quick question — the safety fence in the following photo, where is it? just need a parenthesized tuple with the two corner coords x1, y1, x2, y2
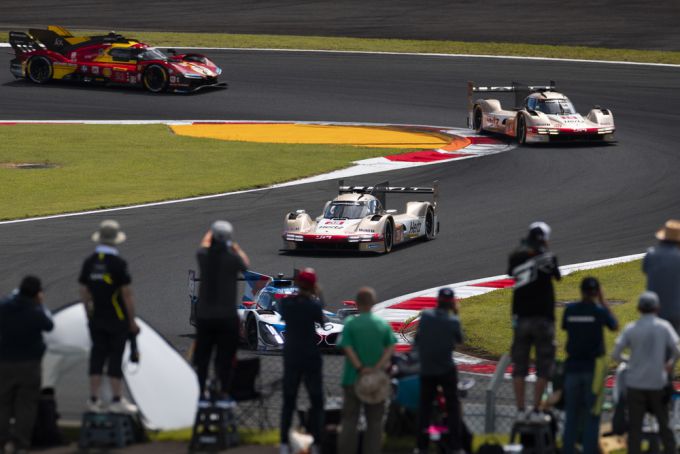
(234, 351, 535, 435)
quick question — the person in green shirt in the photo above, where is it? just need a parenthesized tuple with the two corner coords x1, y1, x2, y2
(337, 287, 396, 454)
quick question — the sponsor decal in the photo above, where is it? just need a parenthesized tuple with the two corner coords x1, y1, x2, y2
(170, 76, 176, 83)
(54, 38, 64, 46)
(71, 52, 77, 60)
(367, 244, 380, 249)
(92, 66, 99, 75)
(103, 68, 112, 77)
(81, 65, 88, 72)
(315, 235, 333, 240)
(408, 221, 422, 235)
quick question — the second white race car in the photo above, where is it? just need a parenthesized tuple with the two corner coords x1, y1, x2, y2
(467, 81, 615, 144)
(282, 180, 439, 254)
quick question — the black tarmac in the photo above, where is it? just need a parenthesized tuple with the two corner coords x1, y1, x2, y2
(2, 0, 680, 51)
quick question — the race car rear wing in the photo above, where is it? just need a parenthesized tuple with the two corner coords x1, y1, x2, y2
(467, 80, 556, 112)
(8, 31, 44, 56)
(338, 180, 439, 210)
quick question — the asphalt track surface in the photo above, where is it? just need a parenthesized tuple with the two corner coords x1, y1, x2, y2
(2, 0, 680, 51)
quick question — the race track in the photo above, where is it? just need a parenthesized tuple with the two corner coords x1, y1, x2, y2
(2, 50, 679, 352)
(2, 0, 679, 50)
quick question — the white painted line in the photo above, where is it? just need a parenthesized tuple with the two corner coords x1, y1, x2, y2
(1, 42, 679, 68)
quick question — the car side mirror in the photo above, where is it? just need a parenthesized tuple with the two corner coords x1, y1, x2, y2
(386, 209, 397, 214)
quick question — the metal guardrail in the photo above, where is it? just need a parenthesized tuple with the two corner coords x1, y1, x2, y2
(484, 352, 511, 433)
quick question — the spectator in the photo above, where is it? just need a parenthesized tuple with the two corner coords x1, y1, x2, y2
(612, 291, 680, 454)
(0, 276, 54, 452)
(643, 219, 680, 333)
(194, 220, 250, 401)
(338, 287, 396, 454)
(79, 220, 139, 413)
(508, 221, 561, 417)
(413, 288, 465, 454)
(279, 268, 324, 454)
(561, 277, 618, 454)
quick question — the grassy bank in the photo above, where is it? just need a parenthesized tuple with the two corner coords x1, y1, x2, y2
(0, 124, 403, 220)
(4, 30, 680, 65)
(460, 259, 645, 362)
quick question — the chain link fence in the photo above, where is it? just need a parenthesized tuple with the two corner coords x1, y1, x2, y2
(234, 350, 529, 435)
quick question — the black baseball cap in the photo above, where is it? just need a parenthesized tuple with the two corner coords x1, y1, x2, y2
(438, 288, 455, 301)
(580, 277, 600, 293)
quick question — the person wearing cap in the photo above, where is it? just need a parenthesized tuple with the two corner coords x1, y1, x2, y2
(278, 268, 325, 454)
(507, 221, 561, 418)
(643, 219, 680, 334)
(338, 287, 396, 454)
(79, 220, 139, 414)
(413, 288, 465, 454)
(612, 291, 680, 454)
(561, 277, 618, 454)
(194, 220, 250, 402)
(0, 276, 54, 452)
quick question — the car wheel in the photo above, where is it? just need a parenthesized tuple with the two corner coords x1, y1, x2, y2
(517, 115, 527, 145)
(473, 106, 483, 133)
(383, 220, 394, 254)
(143, 65, 169, 93)
(27, 56, 53, 84)
(245, 316, 258, 350)
(425, 208, 436, 240)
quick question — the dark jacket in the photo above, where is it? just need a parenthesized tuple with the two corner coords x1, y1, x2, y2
(508, 242, 561, 320)
(0, 294, 54, 362)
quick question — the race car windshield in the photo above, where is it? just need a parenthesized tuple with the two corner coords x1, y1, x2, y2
(323, 202, 370, 219)
(136, 48, 168, 61)
(535, 99, 576, 115)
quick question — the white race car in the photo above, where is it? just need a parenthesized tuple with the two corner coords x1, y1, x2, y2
(467, 81, 615, 144)
(282, 180, 439, 254)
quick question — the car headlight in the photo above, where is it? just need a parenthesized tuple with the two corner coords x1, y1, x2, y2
(183, 73, 204, 79)
(216, 67, 222, 75)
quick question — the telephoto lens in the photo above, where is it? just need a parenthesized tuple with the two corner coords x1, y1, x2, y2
(129, 334, 140, 363)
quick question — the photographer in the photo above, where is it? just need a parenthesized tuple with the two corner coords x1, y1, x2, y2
(194, 220, 249, 402)
(561, 277, 618, 454)
(0, 276, 54, 452)
(413, 288, 464, 454)
(79, 220, 139, 414)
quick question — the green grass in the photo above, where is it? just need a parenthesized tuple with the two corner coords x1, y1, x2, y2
(4, 30, 680, 65)
(459, 259, 645, 364)
(0, 124, 404, 220)
(149, 427, 279, 444)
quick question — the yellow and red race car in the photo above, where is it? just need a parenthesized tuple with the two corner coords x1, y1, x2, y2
(9, 26, 226, 93)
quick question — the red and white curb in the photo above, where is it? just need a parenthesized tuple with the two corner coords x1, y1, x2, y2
(374, 253, 644, 376)
(0, 120, 512, 225)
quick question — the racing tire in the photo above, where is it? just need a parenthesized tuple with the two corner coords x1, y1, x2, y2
(26, 56, 53, 84)
(473, 106, 484, 133)
(245, 316, 259, 351)
(383, 220, 394, 254)
(424, 208, 436, 241)
(143, 65, 169, 93)
(516, 115, 527, 145)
